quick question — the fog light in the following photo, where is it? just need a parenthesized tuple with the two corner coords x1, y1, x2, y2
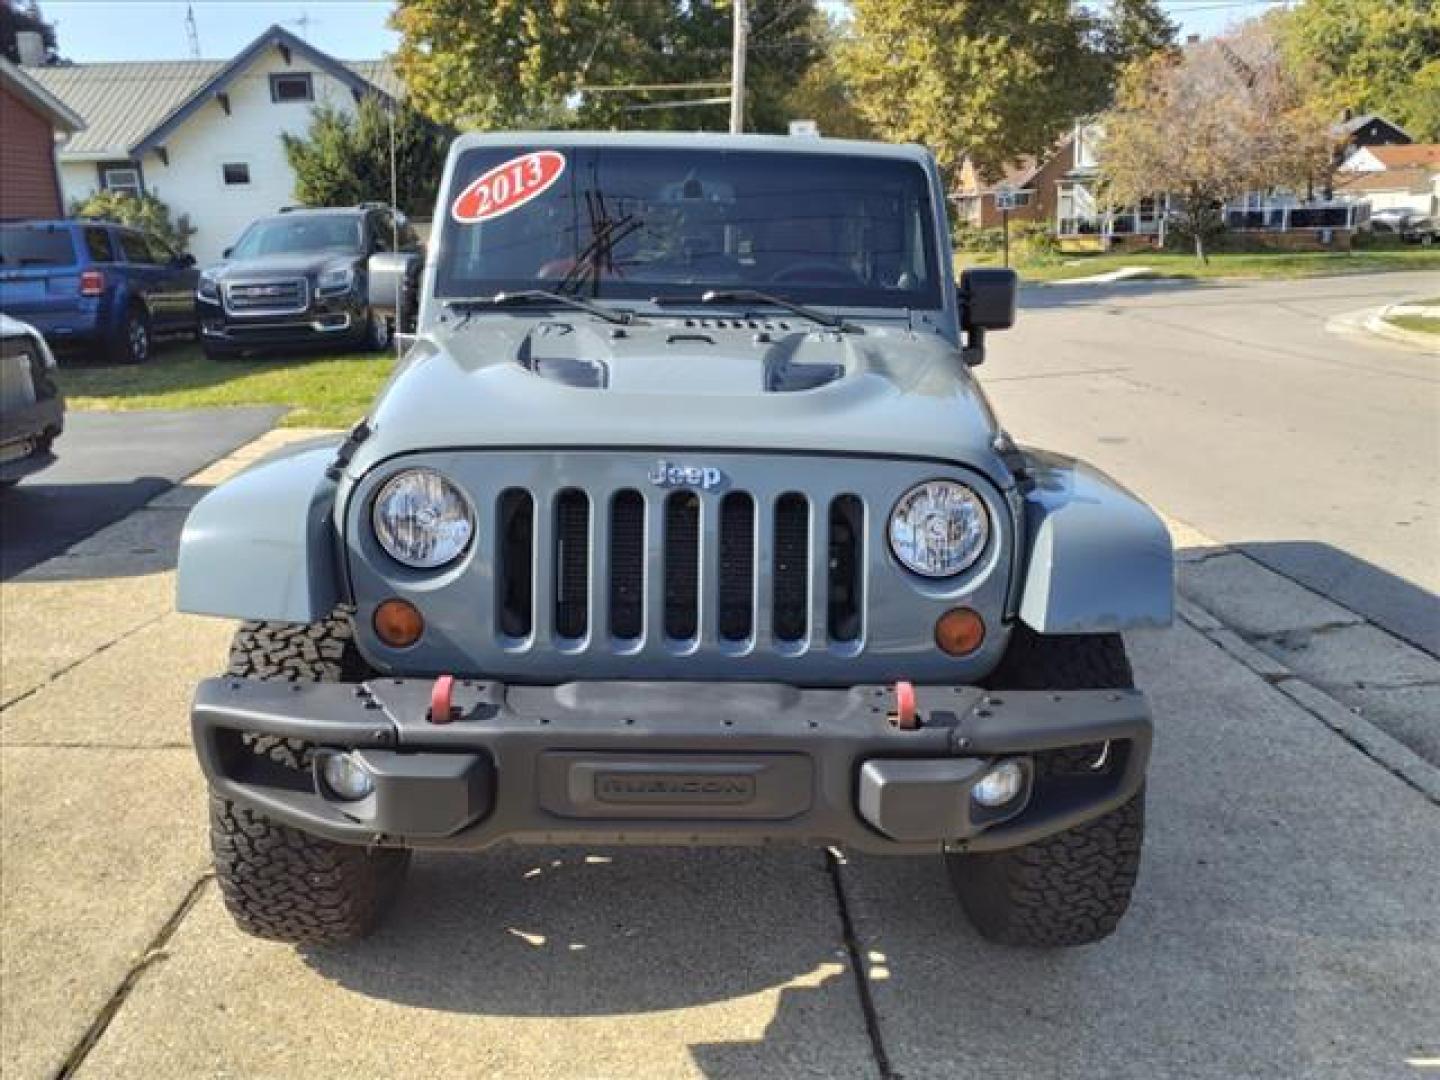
(321, 752, 374, 801)
(374, 598, 424, 647)
(973, 760, 1024, 808)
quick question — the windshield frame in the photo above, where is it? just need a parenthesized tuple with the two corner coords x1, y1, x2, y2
(431, 145, 947, 314)
(228, 213, 364, 260)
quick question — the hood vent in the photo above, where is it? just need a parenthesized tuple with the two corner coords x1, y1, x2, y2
(767, 359, 846, 393)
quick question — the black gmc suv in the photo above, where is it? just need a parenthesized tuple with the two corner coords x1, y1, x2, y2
(197, 205, 421, 360)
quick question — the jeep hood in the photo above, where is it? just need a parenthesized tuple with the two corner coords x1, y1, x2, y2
(348, 315, 1011, 484)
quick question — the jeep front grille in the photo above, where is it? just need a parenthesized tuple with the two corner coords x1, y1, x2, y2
(346, 451, 1013, 684)
(491, 484, 864, 651)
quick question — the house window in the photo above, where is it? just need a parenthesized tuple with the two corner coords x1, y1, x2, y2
(101, 165, 142, 197)
(222, 162, 251, 186)
(269, 73, 313, 103)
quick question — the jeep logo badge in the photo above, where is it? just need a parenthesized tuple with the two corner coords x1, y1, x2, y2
(648, 460, 726, 490)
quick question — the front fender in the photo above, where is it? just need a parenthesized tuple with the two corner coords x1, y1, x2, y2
(1016, 449, 1173, 633)
(177, 438, 344, 623)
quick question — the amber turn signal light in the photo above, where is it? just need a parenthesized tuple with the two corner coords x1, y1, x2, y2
(374, 599, 424, 648)
(934, 607, 985, 657)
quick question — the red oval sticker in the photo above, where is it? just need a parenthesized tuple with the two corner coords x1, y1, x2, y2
(451, 150, 567, 224)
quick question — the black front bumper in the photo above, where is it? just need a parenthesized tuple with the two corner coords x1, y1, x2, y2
(197, 294, 366, 349)
(0, 396, 63, 482)
(193, 679, 1151, 854)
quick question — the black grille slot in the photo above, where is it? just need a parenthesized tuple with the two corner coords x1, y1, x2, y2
(773, 493, 809, 642)
(828, 495, 864, 642)
(497, 489, 533, 638)
(554, 489, 589, 638)
(609, 490, 644, 639)
(718, 492, 755, 641)
(664, 492, 701, 640)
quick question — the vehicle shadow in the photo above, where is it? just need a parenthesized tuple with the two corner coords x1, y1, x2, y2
(0, 477, 181, 580)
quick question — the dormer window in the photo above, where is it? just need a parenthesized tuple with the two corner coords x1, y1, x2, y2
(270, 73, 313, 103)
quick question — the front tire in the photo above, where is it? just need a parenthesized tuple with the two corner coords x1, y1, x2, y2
(209, 612, 409, 944)
(946, 627, 1145, 948)
(362, 306, 391, 352)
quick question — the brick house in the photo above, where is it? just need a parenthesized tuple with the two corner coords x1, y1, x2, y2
(953, 137, 1075, 231)
(0, 56, 84, 219)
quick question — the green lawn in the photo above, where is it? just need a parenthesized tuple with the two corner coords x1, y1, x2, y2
(1387, 314, 1440, 335)
(956, 248, 1440, 283)
(57, 344, 394, 429)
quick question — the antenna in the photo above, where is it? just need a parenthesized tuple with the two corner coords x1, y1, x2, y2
(284, 12, 319, 40)
(184, 3, 200, 59)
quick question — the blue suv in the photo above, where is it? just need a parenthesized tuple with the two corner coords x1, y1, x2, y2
(0, 220, 199, 364)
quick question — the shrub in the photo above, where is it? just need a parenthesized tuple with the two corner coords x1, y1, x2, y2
(69, 191, 196, 252)
(953, 225, 1006, 253)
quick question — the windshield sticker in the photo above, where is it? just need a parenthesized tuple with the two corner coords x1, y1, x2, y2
(452, 151, 567, 224)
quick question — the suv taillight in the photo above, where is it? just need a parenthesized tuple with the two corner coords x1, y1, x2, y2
(79, 269, 105, 297)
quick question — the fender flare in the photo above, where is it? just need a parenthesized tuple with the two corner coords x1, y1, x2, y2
(176, 438, 344, 623)
(1015, 448, 1174, 634)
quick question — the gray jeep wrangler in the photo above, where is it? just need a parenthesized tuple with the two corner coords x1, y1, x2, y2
(178, 133, 1172, 949)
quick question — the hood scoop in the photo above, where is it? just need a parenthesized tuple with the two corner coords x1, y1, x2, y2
(510, 319, 856, 394)
(516, 322, 609, 389)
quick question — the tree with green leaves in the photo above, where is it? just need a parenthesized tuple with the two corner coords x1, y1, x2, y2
(1098, 20, 1333, 262)
(281, 96, 451, 218)
(70, 190, 195, 252)
(1279, 0, 1440, 141)
(389, 0, 822, 134)
(838, 0, 1175, 182)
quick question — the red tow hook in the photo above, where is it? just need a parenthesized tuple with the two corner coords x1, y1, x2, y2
(891, 680, 920, 730)
(428, 674, 456, 725)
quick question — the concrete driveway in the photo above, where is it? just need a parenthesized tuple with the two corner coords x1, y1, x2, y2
(2, 274, 1437, 1079)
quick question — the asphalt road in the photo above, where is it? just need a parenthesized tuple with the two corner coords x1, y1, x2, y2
(0, 407, 282, 580)
(989, 271, 1440, 655)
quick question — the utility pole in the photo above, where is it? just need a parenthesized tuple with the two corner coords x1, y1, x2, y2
(729, 0, 747, 134)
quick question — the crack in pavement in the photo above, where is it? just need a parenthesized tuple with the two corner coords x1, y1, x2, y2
(0, 611, 171, 713)
(3, 741, 192, 751)
(824, 848, 894, 1080)
(54, 874, 214, 1080)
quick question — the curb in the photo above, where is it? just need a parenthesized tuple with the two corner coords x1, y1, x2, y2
(1327, 304, 1440, 352)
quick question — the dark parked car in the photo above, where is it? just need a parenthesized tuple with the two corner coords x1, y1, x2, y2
(196, 205, 421, 360)
(0, 314, 63, 488)
(0, 219, 199, 364)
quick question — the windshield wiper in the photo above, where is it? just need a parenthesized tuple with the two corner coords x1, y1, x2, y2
(448, 290, 636, 326)
(653, 290, 851, 331)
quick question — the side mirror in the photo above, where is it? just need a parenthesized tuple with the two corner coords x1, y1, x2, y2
(368, 251, 422, 326)
(957, 267, 1017, 366)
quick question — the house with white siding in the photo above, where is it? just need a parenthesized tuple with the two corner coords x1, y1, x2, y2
(24, 25, 398, 266)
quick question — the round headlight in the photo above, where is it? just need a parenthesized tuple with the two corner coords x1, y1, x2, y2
(888, 480, 989, 577)
(372, 469, 474, 569)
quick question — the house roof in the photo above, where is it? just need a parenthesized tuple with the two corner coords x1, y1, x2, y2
(24, 25, 396, 160)
(958, 134, 1074, 196)
(1332, 113, 1412, 140)
(1360, 144, 1440, 170)
(0, 55, 84, 132)
(1336, 167, 1436, 195)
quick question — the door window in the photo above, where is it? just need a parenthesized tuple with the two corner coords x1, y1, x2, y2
(118, 231, 159, 264)
(83, 227, 114, 262)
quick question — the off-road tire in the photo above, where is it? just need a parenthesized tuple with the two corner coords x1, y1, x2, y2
(362, 306, 392, 352)
(948, 627, 1144, 947)
(210, 611, 410, 944)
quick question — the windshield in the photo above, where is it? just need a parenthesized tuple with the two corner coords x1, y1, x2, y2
(0, 225, 76, 267)
(436, 147, 942, 310)
(229, 215, 362, 259)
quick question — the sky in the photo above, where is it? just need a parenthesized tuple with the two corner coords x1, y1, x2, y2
(41, 0, 1293, 65)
